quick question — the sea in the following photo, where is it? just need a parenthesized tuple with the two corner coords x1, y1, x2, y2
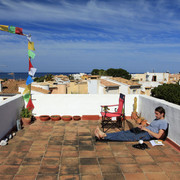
(0, 72, 89, 80)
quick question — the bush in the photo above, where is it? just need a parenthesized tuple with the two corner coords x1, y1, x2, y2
(91, 68, 131, 79)
(151, 83, 180, 105)
(20, 107, 32, 118)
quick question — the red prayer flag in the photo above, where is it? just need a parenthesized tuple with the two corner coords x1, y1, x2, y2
(15, 27, 23, 35)
(29, 58, 33, 71)
(26, 98, 34, 111)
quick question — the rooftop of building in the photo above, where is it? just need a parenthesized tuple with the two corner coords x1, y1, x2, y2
(19, 84, 50, 94)
(0, 79, 25, 94)
(111, 77, 141, 86)
(0, 119, 179, 179)
(100, 79, 119, 87)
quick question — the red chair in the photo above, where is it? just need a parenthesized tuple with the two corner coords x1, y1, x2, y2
(101, 93, 125, 132)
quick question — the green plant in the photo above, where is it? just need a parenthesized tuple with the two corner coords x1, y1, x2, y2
(151, 83, 180, 105)
(20, 107, 32, 118)
(91, 68, 131, 79)
(51, 115, 59, 118)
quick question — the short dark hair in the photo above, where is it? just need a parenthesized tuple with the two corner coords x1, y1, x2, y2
(155, 106, 165, 117)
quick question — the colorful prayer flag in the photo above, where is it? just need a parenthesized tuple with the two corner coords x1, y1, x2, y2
(23, 93, 30, 102)
(26, 34, 31, 42)
(29, 58, 33, 71)
(28, 42, 35, 51)
(26, 75, 33, 85)
(27, 98, 34, 110)
(0, 25, 9, 32)
(15, 27, 23, 35)
(23, 84, 31, 95)
(28, 50, 35, 59)
(28, 58, 37, 76)
(8, 26, 15, 33)
(29, 67, 37, 77)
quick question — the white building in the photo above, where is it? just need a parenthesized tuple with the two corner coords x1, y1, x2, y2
(88, 77, 141, 95)
(131, 72, 170, 95)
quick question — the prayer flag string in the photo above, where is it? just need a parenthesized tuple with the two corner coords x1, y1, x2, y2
(0, 24, 37, 110)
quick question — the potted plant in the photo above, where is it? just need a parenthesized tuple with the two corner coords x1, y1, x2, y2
(62, 115, 72, 121)
(51, 115, 61, 121)
(73, 115, 81, 121)
(20, 107, 32, 126)
(39, 115, 50, 121)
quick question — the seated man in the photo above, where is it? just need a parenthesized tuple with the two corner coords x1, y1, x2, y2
(95, 106, 168, 141)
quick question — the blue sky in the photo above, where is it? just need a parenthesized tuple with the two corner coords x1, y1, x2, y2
(0, 0, 180, 73)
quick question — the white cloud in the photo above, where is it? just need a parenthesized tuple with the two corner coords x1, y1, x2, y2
(0, 0, 180, 73)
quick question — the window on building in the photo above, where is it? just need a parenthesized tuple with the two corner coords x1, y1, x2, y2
(133, 89, 136, 94)
(152, 76, 157, 81)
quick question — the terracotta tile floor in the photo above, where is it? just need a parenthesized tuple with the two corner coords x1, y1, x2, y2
(0, 119, 179, 180)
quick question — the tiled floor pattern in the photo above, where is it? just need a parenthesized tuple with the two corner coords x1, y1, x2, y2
(0, 119, 179, 180)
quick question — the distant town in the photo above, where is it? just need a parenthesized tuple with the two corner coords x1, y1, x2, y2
(0, 71, 180, 102)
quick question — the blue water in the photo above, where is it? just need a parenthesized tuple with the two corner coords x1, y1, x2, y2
(0, 72, 89, 80)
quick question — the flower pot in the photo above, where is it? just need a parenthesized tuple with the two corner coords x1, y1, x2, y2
(136, 118, 142, 124)
(39, 115, 50, 121)
(62, 115, 72, 121)
(141, 120, 147, 126)
(131, 112, 138, 120)
(51, 115, 61, 121)
(21, 117, 31, 126)
(73, 115, 81, 121)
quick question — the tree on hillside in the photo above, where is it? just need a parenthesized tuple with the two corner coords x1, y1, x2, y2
(91, 68, 131, 79)
(106, 68, 131, 79)
(34, 74, 53, 82)
(151, 83, 180, 105)
(91, 69, 105, 75)
(91, 69, 99, 75)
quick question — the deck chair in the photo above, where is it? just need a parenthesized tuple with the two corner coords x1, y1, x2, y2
(101, 93, 125, 132)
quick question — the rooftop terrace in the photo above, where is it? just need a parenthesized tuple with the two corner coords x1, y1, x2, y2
(0, 119, 180, 180)
(0, 94, 180, 179)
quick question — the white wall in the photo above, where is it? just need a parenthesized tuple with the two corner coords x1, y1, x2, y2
(32, 94, 123, 116)
(119, 84, 129, 95)
(0, 94, 24, 140)
(138, 95, 180, 146)
(146, 73, 169, 83)
(88, 80, 98, 94)
(99, 85, 104, 94)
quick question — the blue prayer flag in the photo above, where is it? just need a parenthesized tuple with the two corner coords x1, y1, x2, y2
(26, 75, 33, 85)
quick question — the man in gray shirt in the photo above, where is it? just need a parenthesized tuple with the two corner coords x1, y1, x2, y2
(95, 106, 168, 141)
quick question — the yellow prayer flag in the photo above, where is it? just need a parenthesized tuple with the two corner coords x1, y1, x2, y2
(0, 25, 9, 32)
(23, 84, 31, 95)
(28, 42, 35, 51)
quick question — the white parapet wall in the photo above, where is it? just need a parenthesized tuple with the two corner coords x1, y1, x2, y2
(0, 94, 24, 140)
(32, 94, 135, 117)
(138, 95, 180, 146)
(0, 93, 179, 146)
